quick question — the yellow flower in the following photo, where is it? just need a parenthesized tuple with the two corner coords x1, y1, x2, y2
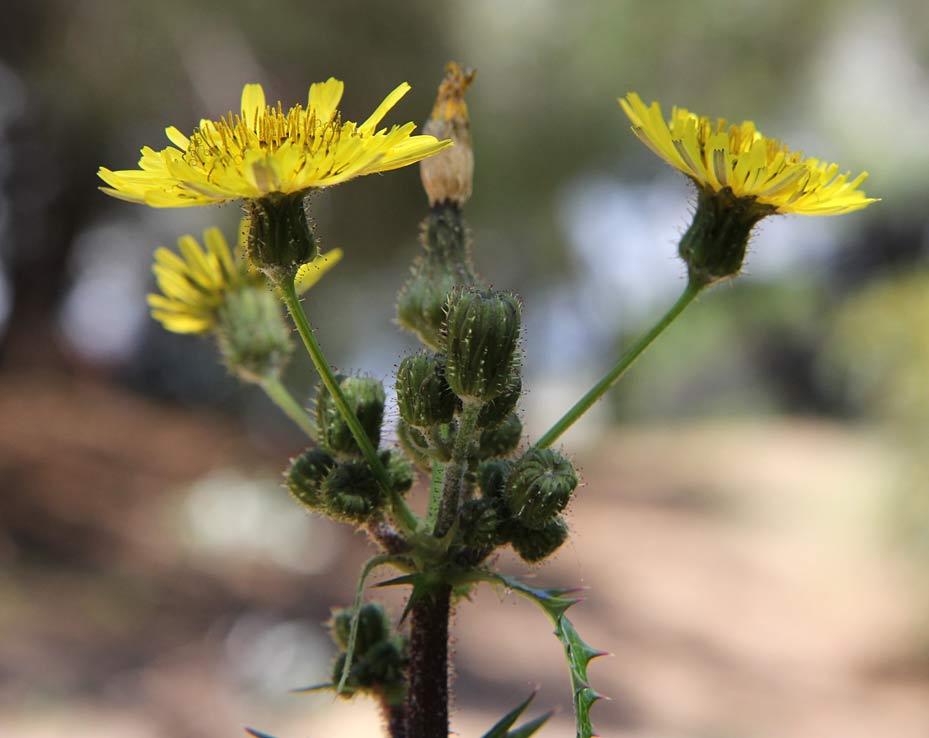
(99, 80, 452, 207)
(619, 93, 876, 216)
(149, 226, 341, 334)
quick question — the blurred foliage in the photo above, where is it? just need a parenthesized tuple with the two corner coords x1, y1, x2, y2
(822, 270, 929, 428)
(822, 270, 929, 563)
(612, 278, 829, 419)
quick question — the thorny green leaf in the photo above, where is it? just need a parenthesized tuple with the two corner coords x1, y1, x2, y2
(478, 572, 607, 738)
(480, 691, 552, 738)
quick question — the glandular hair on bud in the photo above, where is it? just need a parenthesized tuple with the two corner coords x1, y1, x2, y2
(478, 412, 522, 459)
(395, 351, 457, 428)
(443, 288, 521, 402)
(216, 285, 293, 383)
(322, 459, 383, 523)
(245, 192, 318, 280)
(509, 516, 569, 563)
(316, 375, 386, 457)
(421, 62, 475, 208)
(679, 185, 775, 287)
(286, 447, 337, 509)
(505, 448, 578, 530)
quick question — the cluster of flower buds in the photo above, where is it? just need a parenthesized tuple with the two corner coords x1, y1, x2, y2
(395, 275, 579, 564)
(287, 375, 412, 524)
(329, 603, 408, 702)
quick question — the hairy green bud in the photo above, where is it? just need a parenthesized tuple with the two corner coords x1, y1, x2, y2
(381, 449, 414, 494)
(216, 286, 292, 383)
(443, 288, 521, 402)
(477, 375, 522, 428)
(316, 375, 386, 457)
(478, 412, 522, 459)
(397, 420, 432, 467)
(245, 192, 318, 279)
(322, 459, 383, 523)
(679, 186, 775, 287)
(457, 497, 501, 549)
(477, 458, 512, 502)
(509, 516, 569, 563)
(396, 270, 460, 350)
(395, 352, 457, 428)
(396, 204, 479, 349)
(285, 447, 336, 509)
(505, 448, 578, 529)
(330, 603, 392, 655)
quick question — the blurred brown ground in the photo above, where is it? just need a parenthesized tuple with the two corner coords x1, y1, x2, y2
(2, 370, 927, 738)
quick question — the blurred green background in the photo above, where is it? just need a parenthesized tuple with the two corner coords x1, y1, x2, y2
(2, 1, 929, 737)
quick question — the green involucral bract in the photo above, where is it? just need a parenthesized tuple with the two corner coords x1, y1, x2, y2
(505, 448, 578, 530)
(443, 288, 521, 403)
(396, 351, 458, 428)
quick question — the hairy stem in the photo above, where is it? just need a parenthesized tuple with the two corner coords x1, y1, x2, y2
(406, 584, 452, 738)
(433, 403, 480, 538)
(259, 374, 315, 438)
(278, 277, 419, 535)
(535, 280, 702, 449)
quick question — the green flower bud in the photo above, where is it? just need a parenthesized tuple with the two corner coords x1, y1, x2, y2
(457, 497, 501, 549)
(395, 351, 457, 428)
(381, 449, 414, 495)
(397, 420, 432, 468)
(322, 459, 383, 523)
(509, 516, 569, 563)
(355, 640, 406, 687)
(477, 458, 512, 503)
(286, 447, 336, 509)
(215, 285, 292, 383)
(477, 375, 522, 428)
(478, 412, 522, 459)
(396, 269, 460, 350)
(443, 288, 521, 402)
(316, 375, 386, 457)
(244, 192, 319, 279)
(396, 203, 479, 349)
(505, 448, 578, 530)
(679, 185, 776, 287)
(330, 603, 392, 655)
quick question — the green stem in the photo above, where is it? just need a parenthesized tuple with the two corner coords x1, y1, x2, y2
(434, 403, 481, 538)
(278, 277, 419, 535)
(427, 461, 446, 529)
(535, 280, 702, 449)
(259, 375, 315, 438)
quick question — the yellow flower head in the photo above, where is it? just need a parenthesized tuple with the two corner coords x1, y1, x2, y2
(619, 93, 877, 216)
(99, 80, 452, 207)
(149, 226, 341, 334)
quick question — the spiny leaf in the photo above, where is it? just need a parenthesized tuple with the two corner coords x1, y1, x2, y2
(476, 571, 606, 738)
(507, 711, 554, 738)
(290, 681, 335, 694)
(245, 729, 278, 738)
(480, 691, 537, 738)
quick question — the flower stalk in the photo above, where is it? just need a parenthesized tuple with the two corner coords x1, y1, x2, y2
(277, 276, 419, 535)
(259, 374, 316, 438)
(535, 280, 702, 449)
